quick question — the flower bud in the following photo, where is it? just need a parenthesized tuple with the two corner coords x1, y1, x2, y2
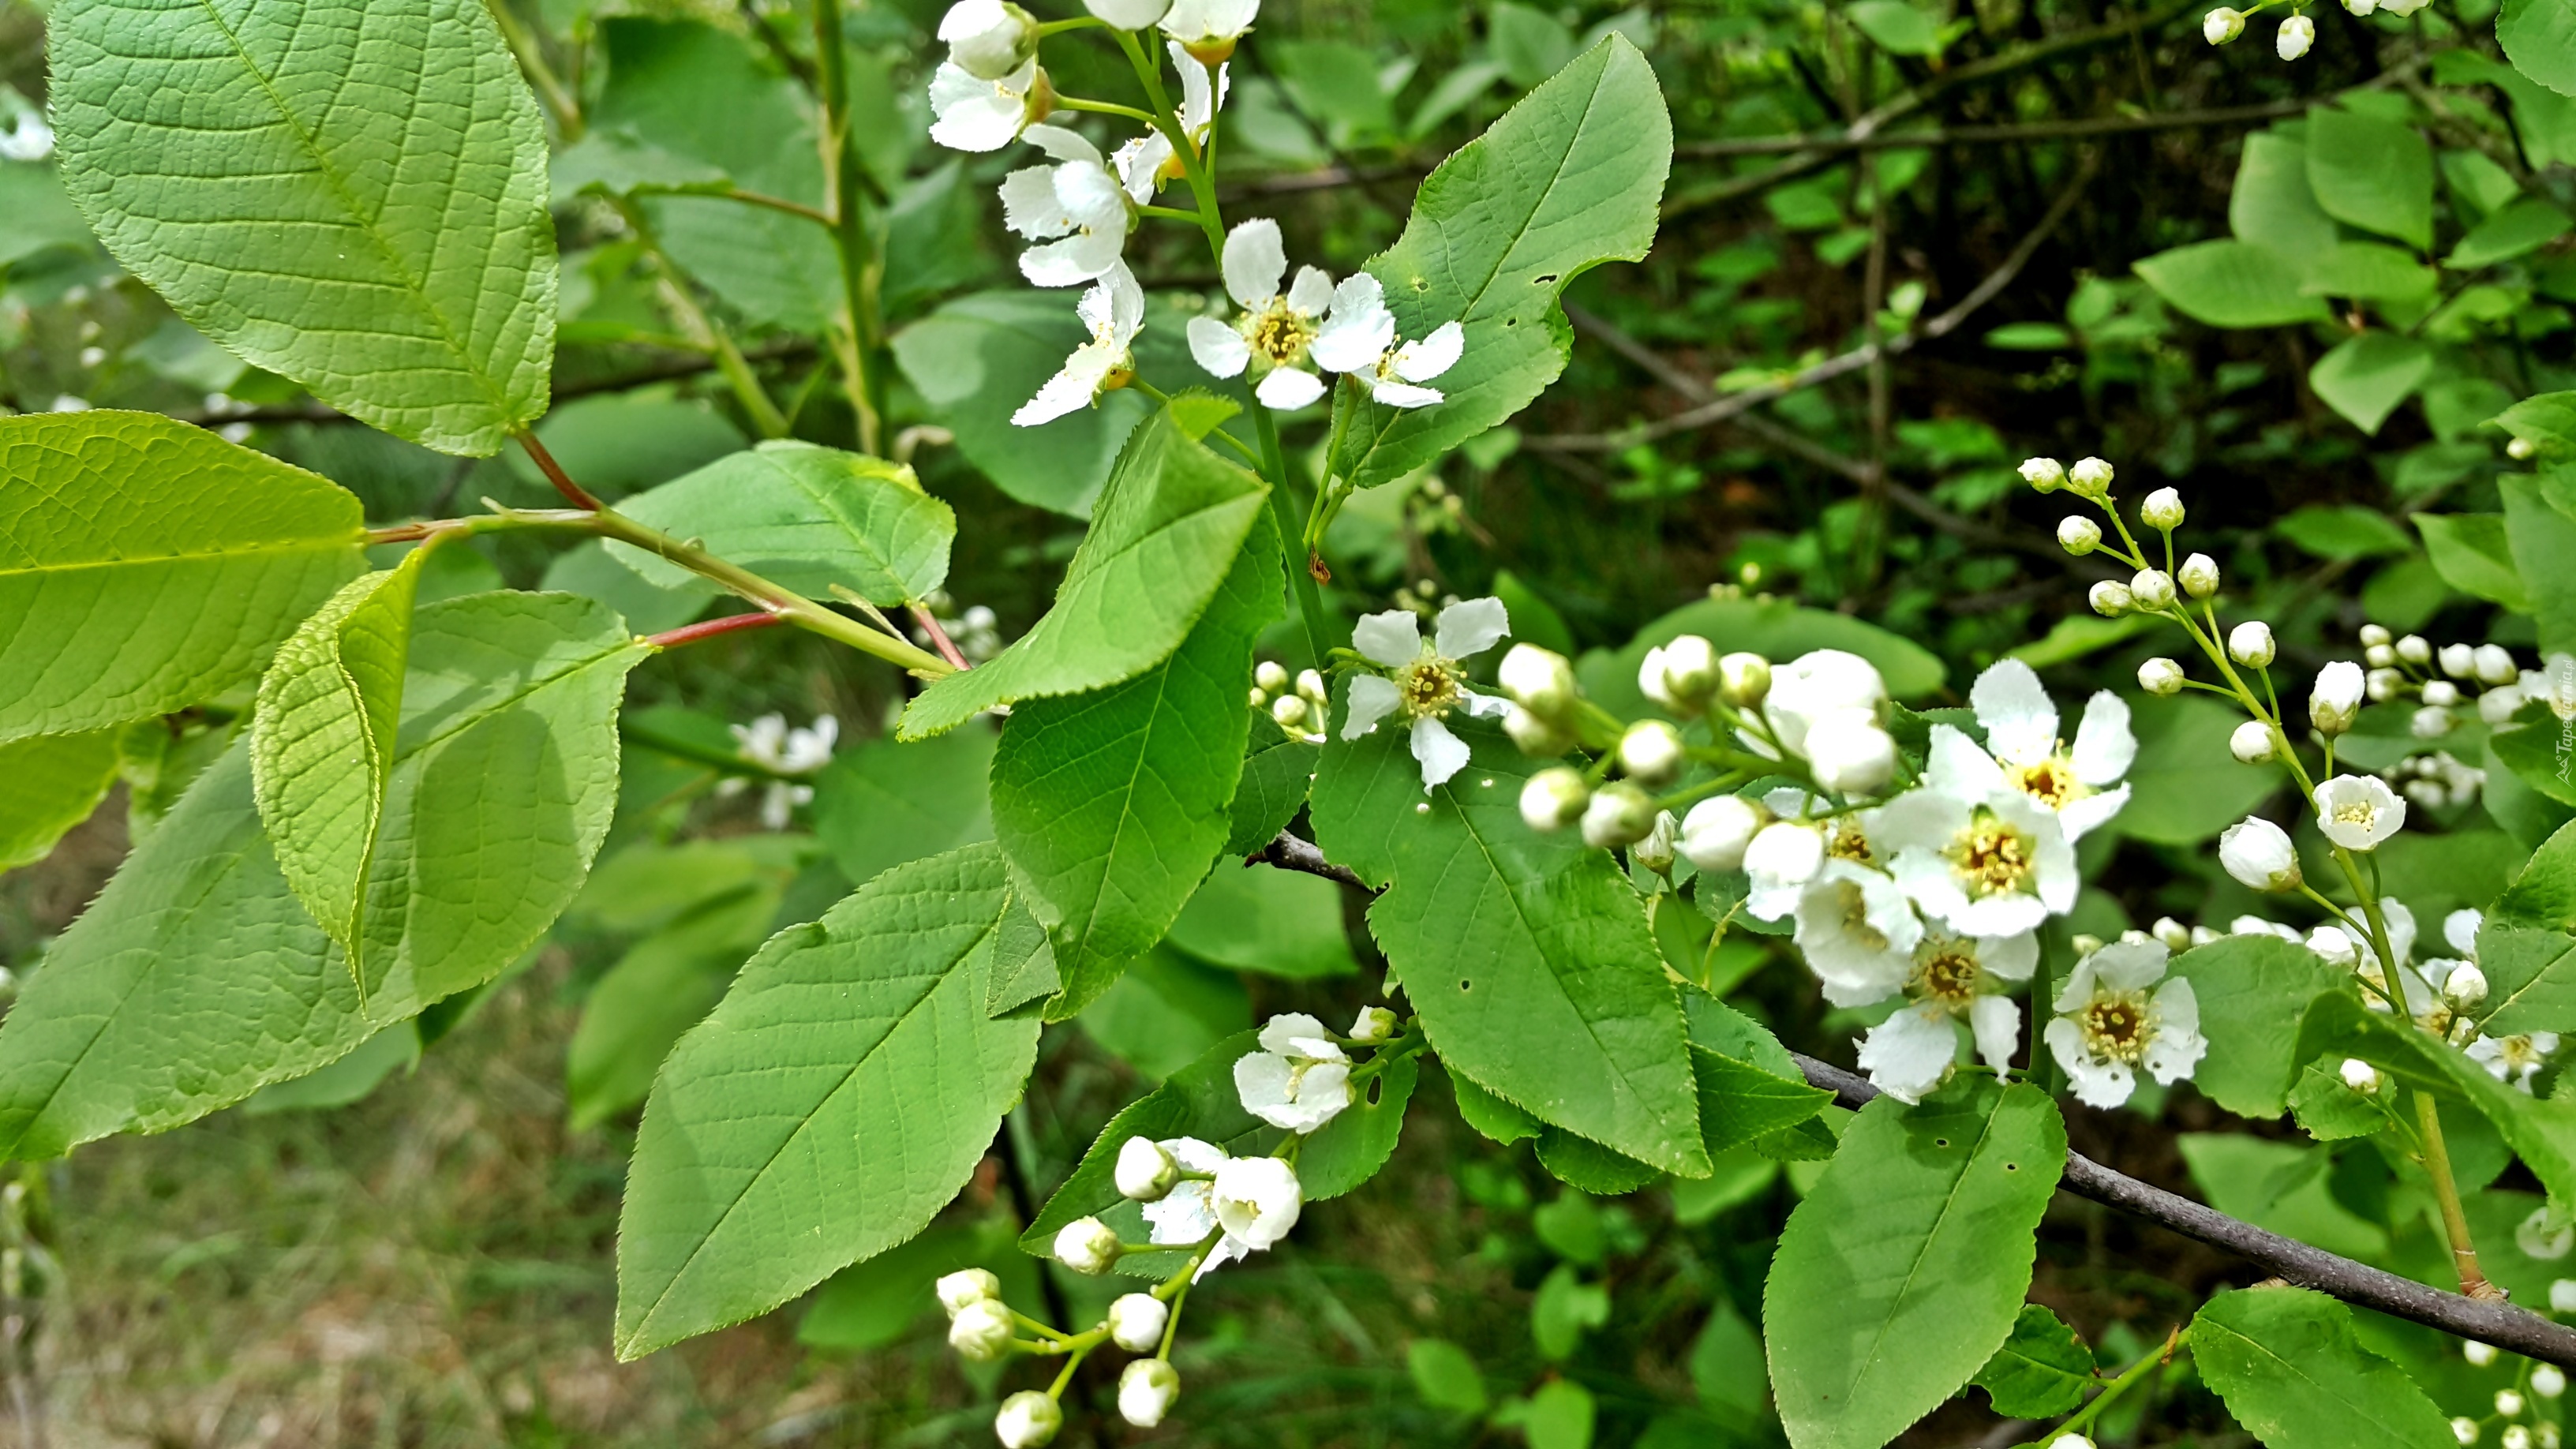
(1107, 1292, 1170, 1354)
(1581, 781, 1659, 850)
(2424, 680, 2461, 708)
(996, 1390, 1064, 1448)
(2203, 5, 2245, 40)
(2482, 684, 2528, 724)
(2129, 567, 2177, 611)
(2308, 926, 2360, 968)
(2020, 456, 2068, 492)
(1271, 693, 1309, 728)
(949, 1297, 1017, 1361)
(2276, 13, 2314, 58)
(2068, 456, 2115, 497)
(1116, 1136, 1179, 1201)
(2440, 643, 2477, 679)
(2311, 661, 2365, 735)
(1619, 719, 1687, 786)
(2555, 1279, 2576, 1313)
(2511, 436, 2540, 461)
(2152, 916, 2192, 951)
(2398, 634, 2432, 665)
(2365, 642, 2397, 669)
(1119, 1358, 1182, 1428)
(1679, 795, 1766, 873)
(2180, 552, 2220, 599)
(1502, 643, 1579, 720)
(1519, 767, 1589, 832)
(2138, 657, 2185, 696)
(1085, 0, 1173, 26)
(2475, 645, 2518, 686)
(1641, 635, 1719, 713)
(2368, 667, 2402, 702)
(938, 1267, 1004, 1317)
(2455, 1417, 2484, 1447)
(2359, 623, 2392, 647)
(1349, 1005, 1399, 1043)
(2413, 706, 2455, 739)
(2050, 1437, 2098, 1449)
(1632, 810, 1679, 874)
(2444, 963, 2490, 1011)
(2507, 1428, 2536, 1449)
(1053, 1216, 1121, 1275)
(2141, 488, 2185, 530)
(1504, 704, 1574, 758)
(2230, 720, 2277, 764)
(1718, 651, 1771, 708)
(1248, 686, 1267, 708)
(1803, 709, 1897, 794)
(2089, 580, 2133, 617)
(941, 0, 1041, 81)
(1255, 660, 1289, 693)
(2344, 0, 2377, 15)
(2341, 1058, 2382, 1092)
(2228, 620, 2275, 668)
(2499, 1390, 2527, 1418)
(1297, 668, 1328, 703)
(2058, 516, 2102, 555)
(2537, 1365, 2567, 1398)
(2221, 816, 2302, 892)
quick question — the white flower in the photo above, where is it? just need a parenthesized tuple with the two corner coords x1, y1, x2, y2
(1054, 1216, 1122, 1275)
(1114, 42, 1226, 201)
(1878, 781, 2078, 936)
(1187, 218, 1338, 409)
(999, 126, 1131, 286)
(1012, 263, 1145, 425)
(2340, 1058, 2381, 1091)
(940, 0, 1039, 80)
(2537, 1364, 2567, 1398)
(949, 1297, 1016, 1360)
(2203, 5, 2245, 40)
(2447, 908, 2483, 960)
(1234, 1013, 1352, 1133)
(1805, 709, 1899, 794)
(996, 1391, 1063, 1448)
(2219, 816, 2301, 891)
(930, 55, 1044, 152)
(2089, 581, 2132, 616)
(2230, 721, 2275, 763)
(1743, 820, 1828, 919)
(1501, 643, 1579, 718)
(1679, 795, 1765, 873)
(2469, 1032, 2558, 1092)
(1088, 0, 1173, 28)
(2045, 939, 2207, 1108)
(1793, 859, 1925, 1006)
(1855, 930, 2039, 1101)
(1756, 649, 1888, 758)
(2140, 488, 2185, 530)
(1307, 272, 1466, 409)
(2276, 14, 2314, 58)
(0, 107, 50, 165)
(1161, 0, 1258, 54)
(1718, 652, 1771, 707)
(2455, 1418, 2483, 1447)
(937, 1267, 1003, 1316)
(2020, 456, 2067, 491)
(2315, 774, 2406, 850)
(2058, 517, 2102, 555)
(1116, 1136, 1181, 1200)
(2443, 962, 2488, 1010)
(2476, 645, 2519, 687)
(1342, 598, 1512, 790)
(1120, 1358, 1182, 1427)
(2068, 456, 2115, 496)
(2130, 568, 2177, 611)
(1108, 1293, 1169, 1353)
(1211, 1155, 1300, 1249)
(1141, 1136, 1227, 1238)
(1941, 660, 2135, 842)
(2307, 926, 2360, 968)
(729, 713, 837, 828)
(2311, 661, 2365, 734)
(1640, 635, 1719, 713)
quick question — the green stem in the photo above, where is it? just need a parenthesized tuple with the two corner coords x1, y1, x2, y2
(2044, 1332, 2177, 1441)
(1055, 95, 1160, 124)
(813, 0, 887, 454)
(585, 507, 950, 675)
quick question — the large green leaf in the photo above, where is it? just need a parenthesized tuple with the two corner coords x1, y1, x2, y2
(1310, 716, 1707, 1175)
(2503, 474, 2576, 654)
(2499, 0, 2576, 99)
(2191, 1286, 2455, 1449)
(810, 724, 996, 887)
(991, 519, 1280, 1016)
(1579, 594, 1946, 721)
(50, 0, 556, 454)
(1763, 1077, 2064, 1449)
(567, 871, 786, 1130)
(2230, 131, 2338, 271)
(893, 290, 1159, 518)
(2496, 392, 2576, 462)
(900, 406, 1268, 739)
(2298, 993, 2576, 1204)
(2450, 197, 2574, 269)
(2113, 695, 2285, 845)
(1970, 1305, 2092, 1419)
(1167, 859, 1360, 979)
(2133, 240, 2331, 329)
(250, 551, 424, 969)
(2169, 934, 2354, 1117)
(2305, 107, 2435, 253)
(0, 593, 646, 1159)
(614, 843, 1043, 1357)
(608, 443, 954, 606)
(2309, 334, 2433, 436)
(2414, 512, 2531, 610)
(1329, 36, 1670, 493)
(0, 728, 121, 872)
(2480, 818, 2576, 1035)
(0, 413, 365, 743)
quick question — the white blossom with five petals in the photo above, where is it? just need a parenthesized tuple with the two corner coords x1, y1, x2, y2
(999, 125, 1132, 286)
(1188, 219, 1337, 409)
(1013, 263, 1144, 425)
(1792, 859, 1923, 1005)
(930, 55, 1044, 152)
(1876, 751, 2078, 937)
(1342, 597, 1512, 790)
(1855, 930, 2039, 1102)
(1943, 659, 2136, 842)
(1306, 273, 1465, 409)
(1233, 1013, 1352, 1133)
(2043, 939, 2206, 1108)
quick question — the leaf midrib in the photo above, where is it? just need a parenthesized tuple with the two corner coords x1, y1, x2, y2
(2199, 1314, 2432, 1443)
(1832, 1096, 2013, 1422)
(0, 533, 361, 578)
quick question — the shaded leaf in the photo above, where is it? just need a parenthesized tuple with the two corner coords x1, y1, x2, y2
(2192, 1286, 2454, 1449)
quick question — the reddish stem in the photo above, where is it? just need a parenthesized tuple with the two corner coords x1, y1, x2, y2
(646, 610, 784, 650)
(514, 430, 604, 511)
(908, 603, 972, 670)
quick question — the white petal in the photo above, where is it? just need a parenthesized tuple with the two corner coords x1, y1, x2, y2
(1144, 1181, 1216, 1242)
(1411, 716, 1471, 789)
(1010, 342, 1118, 425)
(1021, 227, 1125, 287)
(1105, 264, 1147, 340)
(1286, 264, 1335, 315)
(1352, 610, 1424, 667)
(1162, 1136, 1226, 1173)
(2091, 938, 2170, 992)
(2055, 784, 2128, 844)
(1924, 725, 2008, 802)
(1979, 930, 2040, 982)
(1024, 123, 1105, 166)
(1076, 275, 1118, 335)
(1054, 159, 1127, 220)
(1953, 889, 2048, 940)
(1460, 687, 1511, 719)
(1971, 995, 2022, 1071)
(999, 166, 1073, 238)
(1393, 320, 1465, 382)
(1309, 275, 1395, 373)
(1342, 673, 1401, 737)
(1857, 1007, 1958, 1103)
(930, 90, 1029, 152)
(1116, 133, 1171, 201)
(1434, 597, 1511, 660)
(2051, 1023, 2136, 1108)
(1234, 1051, 1296, 1120)
(1971, 658, 2061, 767)
(1369, 378, 1444, 409)
(1189, 315, 1250, 378)
(1889, 844, 1973, 928)
(1255, 366, 1327, 410)
(1867, 788, 1966, 854)
(1222, 217, 1286, 307)
(1258, 1013, 1331, 1054)
(1174, 41, 1216, 126)
(2070, 691, 2136, 784)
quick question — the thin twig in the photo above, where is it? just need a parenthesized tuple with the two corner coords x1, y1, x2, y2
(644, 611, 784, 650)
(514, 431, 602, 511)
(1256, 831, 1372, 892)
(909, 604, 972, 672)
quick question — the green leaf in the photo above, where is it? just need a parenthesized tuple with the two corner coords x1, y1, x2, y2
(1847, 0, 1945, 52)
(1763, 1077, 2064, 1449)
(1514, 1377, 1598, 1449)
(50, 0, 556, 455)
(1490, 2, 1578, 87)
(614, 843, 1042, 1358)
(2177, 1133, 2388, 1260)
(0, 161, 98, 268)
(2310, 334, 2435, 436)
(1693, 1045, 1833, 1155)
(1532, 1263, 1611, 1358)
(2415, 512, 2533, 610)
(990, 519, 1280, 1015)
(1536, 1127, 1665, 1193)
(0, 412, 365, 743)
(2113, 695, 2284, 846)
(1971, 1305, 2092, 1419)
(1331, 37, 1670, 494)
(1223, 737, 1320, 857)
(249, 552, 424, 969)
(2500, 0, 2576, 99)
(1408, 1339, 1490, 1414)
(1167, 860, 1360, 979)
(1451, 1066, 1543, 1144)
(2478, 818, 2576, 1034)
(2449, 197, 2574, 268)
(0, 593, 646, 1159)
(2133, 240, 2331, 329)
(2191, 1286, 2456, 1449)
(2230, 132, 2338, 269)
(1580, 594, 1946, 723)
(0, 728, 121, 872)
(2305, 107, 2436, 253)
(2275, 502, 2418, 560)
(900, 406, 1270, 739)
(2297, 993, 2576, 1205)
(2286, 1061, 2390, 1140)
(2496, 392, 2576, 462)
(2503, 474, 2576, 654)
(1312, 717, 1707, 1176)
(2493, 706, 2576, 810)
(1078, 946, 1252, 1079)
(567, 871, 786, 1129)
(810, 724, 996, 888)
(2300, 242, 2438, 303)
(608, 443, 954, 606)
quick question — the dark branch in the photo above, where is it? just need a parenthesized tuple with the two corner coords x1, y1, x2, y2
(1249, 831, 2576, 1368)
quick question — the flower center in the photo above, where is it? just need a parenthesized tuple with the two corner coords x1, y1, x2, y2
(2503, 1035, 2548, 1071)
(1827, 820, 1874, 865)
(1948, 811, 2034, 897)
(2332, 800, 2378, 828)
(1241, 299, 1316, 369)
(1829, 880, 1889, 951)
(2012, 756, 2083, 810)
(1913, 942, 1982, 1009)
(2080, 990, 2155, 1064)
(1396, 656, 1462, 719)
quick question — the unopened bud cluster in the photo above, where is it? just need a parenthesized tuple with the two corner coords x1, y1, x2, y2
(1249, 660, 1331, 742)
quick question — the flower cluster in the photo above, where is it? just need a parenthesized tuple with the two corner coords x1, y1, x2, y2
(2199, 0, 2428, 60)
(1249, 658, 1331, 743)
(721, 713, 838, 829)
(2446, 1336, 2566, 1449)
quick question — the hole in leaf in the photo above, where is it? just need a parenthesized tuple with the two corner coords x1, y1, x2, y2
(1934, 1138, 1950, 1148)
(1459, 979, 1472, 992)
(1504, 317, 1518, 328)
(1534, 273, 1558, 285)
(2005, 1162, 2020, 1171)
(1366, 1076, 1386, 1106)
